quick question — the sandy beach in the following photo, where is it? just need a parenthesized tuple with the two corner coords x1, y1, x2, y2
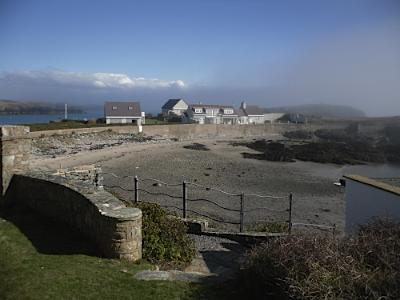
(31, 134, 345, 232)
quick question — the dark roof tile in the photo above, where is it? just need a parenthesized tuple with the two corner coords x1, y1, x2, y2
(105, 102, 141, 117)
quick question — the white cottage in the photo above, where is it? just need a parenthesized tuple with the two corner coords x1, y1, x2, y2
(161, 98, 189, 119)
(104, 101, 145, 126)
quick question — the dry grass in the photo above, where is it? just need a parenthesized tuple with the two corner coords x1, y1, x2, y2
(238, 218, 400, 299)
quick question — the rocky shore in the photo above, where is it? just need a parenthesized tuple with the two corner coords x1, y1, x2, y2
(234, 127, 400, 164)
(32, 131, 174, 157)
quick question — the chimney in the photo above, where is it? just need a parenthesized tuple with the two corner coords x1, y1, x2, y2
(241, 101, 247, 109)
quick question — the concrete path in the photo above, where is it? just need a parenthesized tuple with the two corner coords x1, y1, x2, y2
(135, 234, 247, 282)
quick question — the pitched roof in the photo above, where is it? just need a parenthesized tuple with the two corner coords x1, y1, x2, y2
(235, 108, 247, 117)
(190, 104, 234, 109)
(162, 99, 186, 109)
(104, 101, 141, 117)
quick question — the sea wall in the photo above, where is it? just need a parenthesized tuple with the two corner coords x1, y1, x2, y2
(29, 123, 347, 140)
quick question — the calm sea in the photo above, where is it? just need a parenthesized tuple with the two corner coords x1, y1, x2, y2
(0, 108, 103, 125)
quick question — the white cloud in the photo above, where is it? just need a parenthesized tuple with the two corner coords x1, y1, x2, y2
(0, 70, 186, 89)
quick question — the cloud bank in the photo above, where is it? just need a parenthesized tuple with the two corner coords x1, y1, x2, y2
(0, 21, 399, 116)
(0, 70, 185, 90)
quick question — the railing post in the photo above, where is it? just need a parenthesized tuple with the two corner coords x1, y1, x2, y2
(182, 180, 187, 219)
(240, 193, 244, 233)
(288, 193, 293, 234)
(134, 176, 139, 203)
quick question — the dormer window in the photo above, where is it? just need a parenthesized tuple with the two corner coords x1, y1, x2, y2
(112, 106, 117, 110)
(194, 108, 203, 113)
(224, 109, 233, 114)
(128, 106, 133, 110)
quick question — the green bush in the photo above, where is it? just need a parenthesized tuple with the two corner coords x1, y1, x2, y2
(134, 202, 195, 267)
(238, 218, 400, 300)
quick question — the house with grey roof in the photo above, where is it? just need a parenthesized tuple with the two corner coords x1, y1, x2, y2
(161, 98, 188, 119)
(104, 101, 145, 126)
(237, 102, 266, 124)
(185, 103, 238, 124)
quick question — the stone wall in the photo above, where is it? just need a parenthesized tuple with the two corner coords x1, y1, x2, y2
(29, 122, 347, 140)
(6, 170, 142, 261)
(28, 125, 139, 138)
(0, 126, 31, 195)
(1, 125, 142, 261)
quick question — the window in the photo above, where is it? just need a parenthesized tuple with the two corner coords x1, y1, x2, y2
(224, 109, 233, 114)
(128, 106, 133, 110)
(194, 108, 203, 113)
(112, 106, 117, 110)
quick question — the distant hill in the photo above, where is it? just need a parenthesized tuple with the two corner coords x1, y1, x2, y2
(0, 99, 83, 115)
(267, 104, 366, 119)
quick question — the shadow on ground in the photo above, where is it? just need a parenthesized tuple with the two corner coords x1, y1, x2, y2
(200, 242, 246, 277)
(0, 205, 97, 256)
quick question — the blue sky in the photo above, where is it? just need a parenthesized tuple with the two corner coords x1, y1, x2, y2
(0, 0, 399, 115)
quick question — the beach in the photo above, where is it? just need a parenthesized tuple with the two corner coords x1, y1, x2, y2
(31, 134, 345, 232)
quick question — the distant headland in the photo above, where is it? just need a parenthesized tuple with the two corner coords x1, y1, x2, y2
(0, 99, 84, 115)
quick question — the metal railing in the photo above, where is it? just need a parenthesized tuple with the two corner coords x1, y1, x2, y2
(103, 172, 336, 235)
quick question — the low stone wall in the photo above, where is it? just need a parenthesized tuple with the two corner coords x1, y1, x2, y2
(29, 123, 346, 140)
(5, 170, 142, 261)
(28, 125, 139, 138)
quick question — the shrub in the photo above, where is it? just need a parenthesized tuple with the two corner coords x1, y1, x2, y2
(238, 218, 400, 300)
(247, 221, 289, 233)
(134, 202, 195, 267)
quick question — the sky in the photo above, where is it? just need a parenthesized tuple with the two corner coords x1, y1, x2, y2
(0, 0, 399, 116)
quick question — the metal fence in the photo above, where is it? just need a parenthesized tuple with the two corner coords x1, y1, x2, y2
(103, 172, 336, 235)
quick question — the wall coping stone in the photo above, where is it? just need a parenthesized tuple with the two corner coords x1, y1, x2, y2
(20, 170, 141, 221)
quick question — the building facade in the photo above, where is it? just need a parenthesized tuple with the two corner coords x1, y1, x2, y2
(185, 104, 238, 124)
(236, 102, 266, 124)
(161, 99, 189, 119)
(104, 102, 144, 126)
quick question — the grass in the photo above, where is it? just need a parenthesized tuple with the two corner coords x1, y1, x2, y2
(0, 207, 221, 300)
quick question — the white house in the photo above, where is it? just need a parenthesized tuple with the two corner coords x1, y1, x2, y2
(185, 104, 238, 124)
(237, 102, 265, 124)
(161, 99, 189, 119)
(104, 102, 145, 128)
(344, 174, 400, 233)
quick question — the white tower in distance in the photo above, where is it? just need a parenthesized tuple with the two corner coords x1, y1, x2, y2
(64, 104, 68, 120)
